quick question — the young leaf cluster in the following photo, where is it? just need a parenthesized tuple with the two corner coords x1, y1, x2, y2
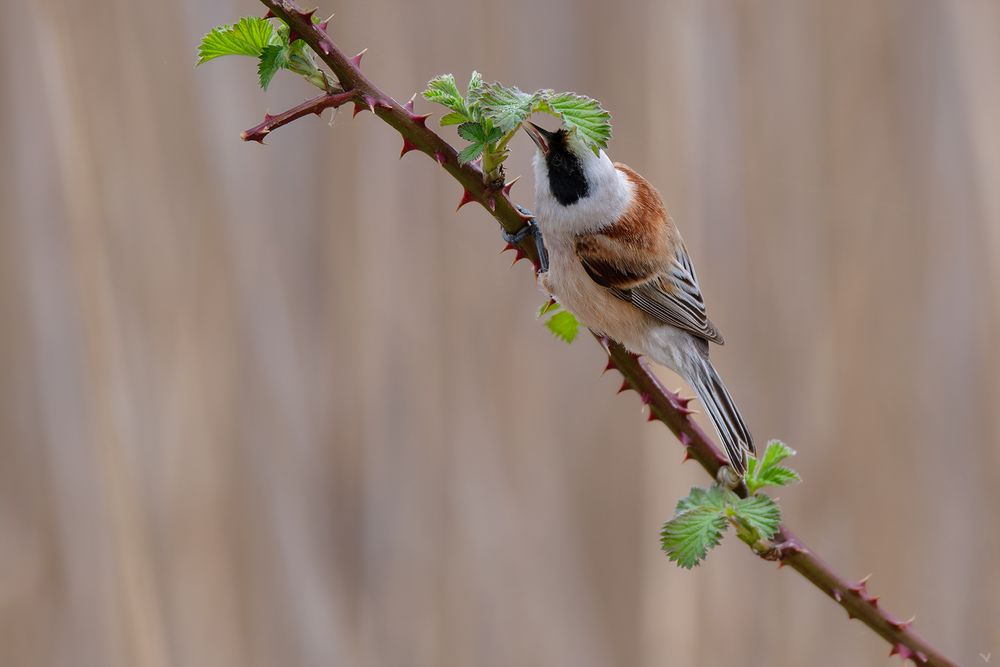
(197, 15, 334, 92)
(422, 73, 612, 185)
(660, 440, 799, 568)
(537, 299, 581, 344)
(744, 439, 801, 495)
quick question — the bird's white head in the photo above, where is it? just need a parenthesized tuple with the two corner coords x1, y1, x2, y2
(524, 122, 632, 235)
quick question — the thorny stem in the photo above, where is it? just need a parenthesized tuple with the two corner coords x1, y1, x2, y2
(248, 2, 959, 665)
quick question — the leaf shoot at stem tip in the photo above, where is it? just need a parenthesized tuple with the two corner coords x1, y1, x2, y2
(660, 441, 799, 568)
(422, 72, 612, 186)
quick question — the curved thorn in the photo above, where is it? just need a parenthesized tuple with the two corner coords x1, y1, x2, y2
(502, 175, 522, 195)
(404, 94, 417, 114)
(434, 151, 447, 165)
(617, 380, 631, 394)
(456, 189, 476, 210)
(412, 113, 431, 127)
(350, 48, 368, 68)
(400, 137, 418, 158)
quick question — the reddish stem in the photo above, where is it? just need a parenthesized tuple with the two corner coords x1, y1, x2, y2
(241, 89, 358, 142)
(250, 2, 959, 664)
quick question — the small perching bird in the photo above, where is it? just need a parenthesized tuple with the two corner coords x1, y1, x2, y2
(520, 122, 754, 473)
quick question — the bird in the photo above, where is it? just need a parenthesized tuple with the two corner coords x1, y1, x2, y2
(519, 121, 754, 473)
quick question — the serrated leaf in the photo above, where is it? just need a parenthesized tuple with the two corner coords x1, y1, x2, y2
(545, 310, 580, 343)
(467, 70, 483, 101)
(660, 506, 728, 569)
(457, 142, 485, 165)
(423, 74, 468, 116)
(759, 440, 796, 470)
(198, 17, 280, 65)
(754, 466, 800, 488)
(457, 122, 487, 143)
(539, 92, 612, 153)
(477, 83, 539, 132)
(745, 440, 800, 493)
(257, 44, 290, 90)
(674, 486, 732, 514)
(439, 112, 467, 126)
(732, 495, 782, 541)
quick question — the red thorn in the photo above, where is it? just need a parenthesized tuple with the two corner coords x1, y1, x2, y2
(375, 100, 393, 111)
(263, 9, 275, 19)
(888, 643, 917, 661)
(400, 137, 418, 158)
(456, 189, 476, 210)
(434, 151, 447, 165)
(263, 112, 276, 124)
(603, 357, 616, 374)
(617, 380, 630, 394)
(412, 113, 431, 128)
(317, 14, 333, 31)
(677, 395, 693, 408)
(242, 131, 266, 144)
(646, 409, 659, 422)
(502, 243, 516, 253)
(502, 175, 522, 196)
(486, 195, 496, 211)
(352, 102, 366, 117)
(865, 596, 880, 608)
(681, 450, 694, 463)
(404, 94, 417, 114)
(364, 95, 375, 113)
(512, 249, 527, 265)
(639, 393, 652, 405)
(890, 615, 916, 632)
(350, 48, 368, 68)
(288, 29, 301, 43)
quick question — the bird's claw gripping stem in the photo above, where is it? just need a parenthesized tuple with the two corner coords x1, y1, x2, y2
(503, 206, 549, 273)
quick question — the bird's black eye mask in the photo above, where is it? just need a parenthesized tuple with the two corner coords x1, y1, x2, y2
(546, 131, 590, 206)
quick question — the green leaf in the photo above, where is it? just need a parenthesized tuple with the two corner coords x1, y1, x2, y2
(660, 506, 728, 569)
(439, 112, 467, 126)
(466, 70, 483, 102)
(753, 466, 801, 489)
(759, 439, 796, 470)
(674, 486, 732, 514)
(745, 439, 800, 493)
(198, 17, 280, 65)
(537, 299, 560, 318)
(457, 122, 487, 143)
(731, 495, 782, 541)
(423, 74, 468, 116)
(477, 83, 539, 132)
(541, 92, 612, 153)
(545, 310, 580, 343)
(457, 142, 485, 165)
(257, 44, 290, 90)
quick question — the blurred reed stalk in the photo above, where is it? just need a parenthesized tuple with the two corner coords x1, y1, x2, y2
(242, 2, 960, 665)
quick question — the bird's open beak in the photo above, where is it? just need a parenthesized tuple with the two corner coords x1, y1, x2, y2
(522, 121, 552, 154)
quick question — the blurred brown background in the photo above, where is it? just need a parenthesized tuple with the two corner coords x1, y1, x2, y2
(1, 0, 998, 665)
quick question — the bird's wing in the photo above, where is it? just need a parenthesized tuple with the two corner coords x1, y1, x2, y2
(576, 234, 725, 345)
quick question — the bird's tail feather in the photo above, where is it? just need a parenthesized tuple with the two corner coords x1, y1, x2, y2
(688, 358, 754, 474)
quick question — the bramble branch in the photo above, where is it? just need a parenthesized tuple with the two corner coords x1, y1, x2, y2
(244, 2, 958, 664)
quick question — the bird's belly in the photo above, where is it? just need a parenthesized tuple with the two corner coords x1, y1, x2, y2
(543, 241, 654, 354)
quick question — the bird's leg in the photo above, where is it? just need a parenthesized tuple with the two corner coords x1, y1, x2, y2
(502, 206, 549, 273)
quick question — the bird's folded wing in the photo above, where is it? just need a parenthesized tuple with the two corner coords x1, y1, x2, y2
(576, 235, 725, 345)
